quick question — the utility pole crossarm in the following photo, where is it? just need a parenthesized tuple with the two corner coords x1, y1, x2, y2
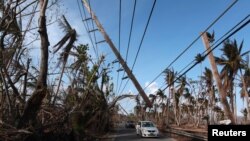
(82, 0, 152, 108)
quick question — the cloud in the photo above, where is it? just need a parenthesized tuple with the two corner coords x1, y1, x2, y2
(145, 81, 159, 94)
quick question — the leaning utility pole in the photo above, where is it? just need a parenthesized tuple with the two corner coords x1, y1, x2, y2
(201, 32, 235, 124)
(82, 0, 152, 108)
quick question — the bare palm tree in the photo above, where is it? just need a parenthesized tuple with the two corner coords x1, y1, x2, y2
(201, 67, 216, 124)
(164, 68, 181, 125)
(175, 75, 188, 125)
(53, 15, 77, 105)
(156, 89, 168, 125)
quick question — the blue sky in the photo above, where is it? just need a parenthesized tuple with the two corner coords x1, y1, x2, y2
(56, 0, 250, 115)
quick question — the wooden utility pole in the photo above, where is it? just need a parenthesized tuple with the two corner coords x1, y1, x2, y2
(201, 32, 235, 124)
(82, 0, 152, 108)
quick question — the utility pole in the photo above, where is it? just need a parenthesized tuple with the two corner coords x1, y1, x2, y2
(201, 32, 235, 124)
(82, 0, 152, 108)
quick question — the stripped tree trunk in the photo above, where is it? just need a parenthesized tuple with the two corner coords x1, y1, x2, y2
(17, 0, 49, 128)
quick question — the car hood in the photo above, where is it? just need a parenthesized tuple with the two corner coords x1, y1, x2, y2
(141, 127, 158, 131)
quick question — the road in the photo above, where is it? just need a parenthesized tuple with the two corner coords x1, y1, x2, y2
(112, 128, 177, 141)
(103, 127, 203, 141)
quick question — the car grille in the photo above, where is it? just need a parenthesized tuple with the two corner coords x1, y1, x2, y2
(148, 130, 155, 133)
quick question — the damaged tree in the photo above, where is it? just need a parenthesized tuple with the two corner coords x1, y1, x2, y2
(17, 0, 49, 128)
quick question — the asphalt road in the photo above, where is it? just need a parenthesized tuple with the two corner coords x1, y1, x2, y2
(113, 128, 177, 141)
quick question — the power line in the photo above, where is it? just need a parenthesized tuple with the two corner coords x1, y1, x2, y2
(118, 0, 157, 95)
(119, 77, 129, 95)
(116, 0, 122, 94)
(119, 0, 122, 53)
(76, 0, 98, 58)
(179, 14, 250, 85)
(159, 14, 250, 90)
(117, 0, 137, 95)
(162, 14, 250, 91)
(125, 0, 137, 61)
(131, 0, 157, 69)
(143, 0, 239, 91)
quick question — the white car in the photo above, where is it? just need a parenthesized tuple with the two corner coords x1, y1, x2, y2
(136, 121, 159, 137)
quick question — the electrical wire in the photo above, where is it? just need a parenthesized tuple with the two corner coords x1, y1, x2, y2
(118, 0, 157, 95)
(117, 0, 137, 95)
(143, 0, 239, 91)
(162, 15, 250, 91)
(76, 0, 98, 58)
(132, 0, 157, 69)
(159, 14, 250, 90)
(115, 0, 122, 94)
(125, 0, 137, 61)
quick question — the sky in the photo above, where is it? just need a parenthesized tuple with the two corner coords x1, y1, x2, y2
(44, 0, 250, 116)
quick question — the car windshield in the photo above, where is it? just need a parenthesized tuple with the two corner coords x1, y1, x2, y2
(141, 122, 155, 127)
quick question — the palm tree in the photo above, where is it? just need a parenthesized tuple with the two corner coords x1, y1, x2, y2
(164, 68, 176, 99)
(134, 95, 142, 119)
(156, 89, 166, 104)
(201, 67, 215, 124)
(70, 44, 89, 71)
(156, 89, 167, 125)
(182, 90, 195, 124)
(68, 59, 124, 136)
(164, 69, 187, 126)
(175, 75, 188, 125)
(148, 94, 156, 120)
(53, 15, 77, 105)
(215, 39, 249, 123)
(68, 44, 89, 91)
(164, 68, 178, 125)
